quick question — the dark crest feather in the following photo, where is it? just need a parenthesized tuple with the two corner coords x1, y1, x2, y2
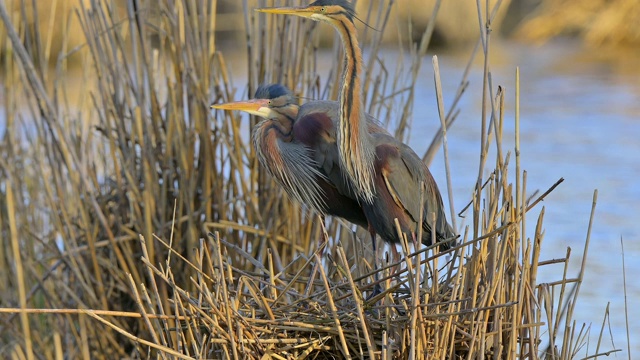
(309, 0, 356, 21)
(254, 84, 293, 100)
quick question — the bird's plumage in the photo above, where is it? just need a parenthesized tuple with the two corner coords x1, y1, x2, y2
(246, 85, 327, 213)
(213, 84, 388, 229)
(254, 83, 291, 100)
(366, 133, 455, 248)
(297, 100, 387, 199)
(256, 2, 457, 251)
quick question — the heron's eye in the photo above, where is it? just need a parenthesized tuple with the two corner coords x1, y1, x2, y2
(320, 6, 326, 13)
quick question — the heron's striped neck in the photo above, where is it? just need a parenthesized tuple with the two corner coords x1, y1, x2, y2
(334, 16, 376, 202)
(272, 104, 298, 132)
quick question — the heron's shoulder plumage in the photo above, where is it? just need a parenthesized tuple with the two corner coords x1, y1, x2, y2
(294, 107, 335, 145)
(298, 100, 390, 135)
(298, 100, 338, 119)
(293, 103, 358, 199)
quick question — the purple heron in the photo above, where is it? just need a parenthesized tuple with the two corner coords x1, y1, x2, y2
(261, 1, 377, 203)
(256, 1, 456, 250)
(212, 83, 455, 256)
(211, 84, 387, 229)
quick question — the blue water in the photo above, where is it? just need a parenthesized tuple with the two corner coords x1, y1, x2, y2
(409, 41, 640, 358)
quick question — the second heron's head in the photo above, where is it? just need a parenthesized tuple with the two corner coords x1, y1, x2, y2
(211, 84, 297, 120)
(256, 0, 356, 25)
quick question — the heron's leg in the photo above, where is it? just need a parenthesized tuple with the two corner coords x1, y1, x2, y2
(410, 232, 423, 289)
(389, 243, 401, 276)
(368, 226, 382, 297)
(308, 215, 328, 298)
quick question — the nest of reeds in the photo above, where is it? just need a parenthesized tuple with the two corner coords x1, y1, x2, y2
(110, 176, 597, 359)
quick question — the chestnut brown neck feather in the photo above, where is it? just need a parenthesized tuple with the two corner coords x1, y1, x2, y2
(333, 13, 376, 202)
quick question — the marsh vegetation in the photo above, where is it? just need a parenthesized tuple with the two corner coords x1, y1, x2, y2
(0, 0, 627, 358)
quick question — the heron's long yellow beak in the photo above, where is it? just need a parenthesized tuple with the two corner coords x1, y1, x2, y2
(211, 98, 274, 118)
(211, 98, 269, 112)
(255, 6, 316, 18)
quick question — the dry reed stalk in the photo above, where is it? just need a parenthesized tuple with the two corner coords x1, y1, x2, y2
(5, 174, 34, 360)
(316, 252, 351, 357)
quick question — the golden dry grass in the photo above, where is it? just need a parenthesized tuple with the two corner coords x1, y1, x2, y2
(0, 0, 622, 359)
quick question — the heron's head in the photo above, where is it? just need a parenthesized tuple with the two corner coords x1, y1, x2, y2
(256, 0, 355, 25)
(210, 84, 297, 120)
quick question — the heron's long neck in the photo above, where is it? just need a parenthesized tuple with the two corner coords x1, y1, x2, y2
(335, 18, 376, 202)
(337, 19, 366, 142)
(273, 106, 297, 137)
(252, 113, 295, 178)
(258, 111, 295, 144)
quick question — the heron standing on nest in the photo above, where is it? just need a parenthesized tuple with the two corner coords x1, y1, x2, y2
(211, 83, 388, 231)
(257, 1, 457, 254)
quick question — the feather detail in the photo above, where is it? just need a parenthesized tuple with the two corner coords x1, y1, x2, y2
(334, 12, 377, 204)
(253, 122, 328, 213)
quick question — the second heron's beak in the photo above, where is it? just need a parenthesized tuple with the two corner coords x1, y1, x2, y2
(255, 6, 316, 18)
(211, 99, 273, 118)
